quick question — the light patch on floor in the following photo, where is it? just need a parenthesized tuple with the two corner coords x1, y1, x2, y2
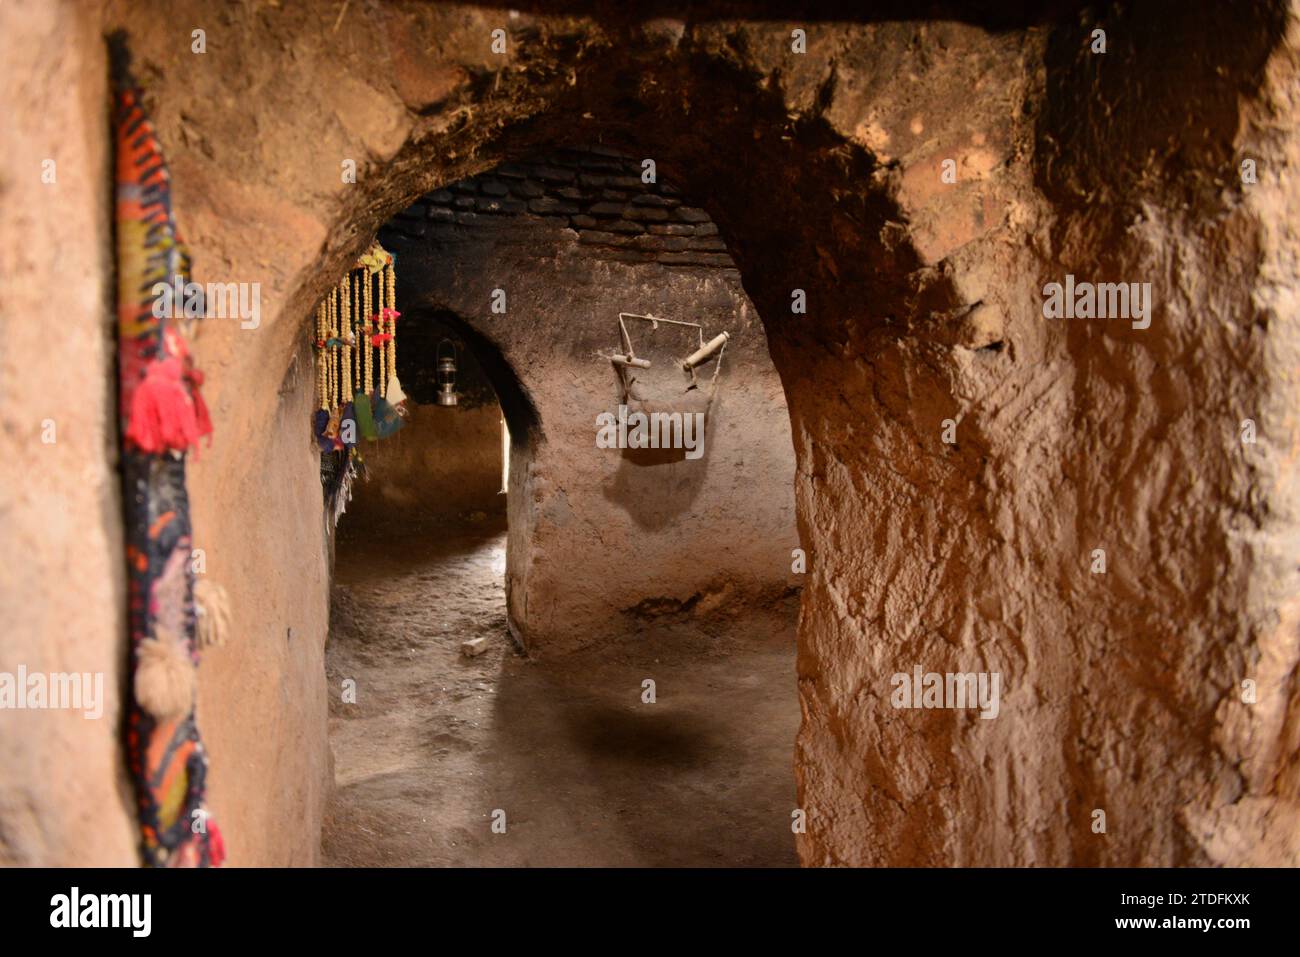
(322, 518, 800, 867)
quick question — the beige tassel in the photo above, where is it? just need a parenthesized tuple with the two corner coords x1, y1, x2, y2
(194, 579, 231, 649)
(135, 629, 196, 720)
(385, 374, 407, 406)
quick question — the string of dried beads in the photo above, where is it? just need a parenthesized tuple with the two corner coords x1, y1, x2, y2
(374, 270, 382, 397)
(352, 272, 361, 394)
(316, 299, 328, 410)
(322, 291, 327, 409)
(385, 262, 397, 394)
(362, 265, 372, 395)
(349, 273, 358, 399)
(330, 282, 340, 405)
(340, 274, 352, 404)
(338, 282, 348, 405)
(331, 285, 338, 408)
(333, 284, 342, 407)
(325, 288, 332, 410)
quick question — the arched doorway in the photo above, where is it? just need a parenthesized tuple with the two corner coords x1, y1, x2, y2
(61, 1, 1289, 870)
(321, 147, 801, 865)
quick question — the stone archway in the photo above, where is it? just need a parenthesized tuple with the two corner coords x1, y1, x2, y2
(125, 2, 1300, 868)
(321, 143, 805, 865)
(373, 145, 799, 655)
(155, 10, 1036, 868)
(4, 0, 1294, 868)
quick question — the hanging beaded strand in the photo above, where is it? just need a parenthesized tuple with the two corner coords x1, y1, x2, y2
(340, 274, 352, 404)
(330, 286, 340, 411)
(336, 276, 345, 404)
(325, 287, 333, 411)
(316, 299, 328, 411)
(349, 272, 358, 398)
(347, 272, 356, 395)
(374, 268, 385, 397)
(385, 261, 397, 393)
(354, 271, 362, 395)
(338, 280, 348, 408)
(338, 283, 348, 410)
(321, 291, 327, 408)
(332, 284, 341, 408)
(362, 264, 372, 396)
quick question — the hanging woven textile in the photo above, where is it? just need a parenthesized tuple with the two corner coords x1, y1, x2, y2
(111, 32, 224, 868)
(312, 242, 406, 458)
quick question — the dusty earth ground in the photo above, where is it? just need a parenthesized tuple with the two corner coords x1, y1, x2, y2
(322, 513, 800, 867)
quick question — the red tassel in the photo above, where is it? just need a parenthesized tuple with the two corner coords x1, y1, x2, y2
(206, 821, 226, 867)
(125, 356, 200, 455)
(185, 367, 213, 447)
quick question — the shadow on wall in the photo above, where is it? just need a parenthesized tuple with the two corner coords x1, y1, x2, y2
(602, 313, 727, 525)
(604, 395, 722, 531)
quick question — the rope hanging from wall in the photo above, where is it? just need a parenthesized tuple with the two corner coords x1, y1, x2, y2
(111, 31, 224, 868)
(312, 242, 406, 456)
(609, 311, 730, 408)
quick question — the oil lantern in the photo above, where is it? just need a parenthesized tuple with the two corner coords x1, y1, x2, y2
(436, 339, 460, 407)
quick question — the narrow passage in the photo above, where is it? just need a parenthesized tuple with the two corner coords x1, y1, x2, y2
(323, 517, 800, 867)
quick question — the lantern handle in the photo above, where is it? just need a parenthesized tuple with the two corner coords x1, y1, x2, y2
(437, 338, 457, 363)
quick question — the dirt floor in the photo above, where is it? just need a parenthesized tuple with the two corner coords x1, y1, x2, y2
(321, 513, 801, 867)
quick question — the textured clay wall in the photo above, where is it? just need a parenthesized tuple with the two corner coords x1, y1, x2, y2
(379, 150, 798, 653)
(2, 0, 1297, 868)
(0, 0, 138, 866)
(343, 403, 506, 526)
(783, 6, 1300, 866)
(187, 347, 331, 867)
(344, 306, 508, 526)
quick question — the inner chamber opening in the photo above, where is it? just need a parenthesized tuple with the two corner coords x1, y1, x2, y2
(322, 145, 801, 866)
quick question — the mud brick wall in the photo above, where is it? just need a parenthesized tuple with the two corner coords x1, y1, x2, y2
(386, 147, 735, 269)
